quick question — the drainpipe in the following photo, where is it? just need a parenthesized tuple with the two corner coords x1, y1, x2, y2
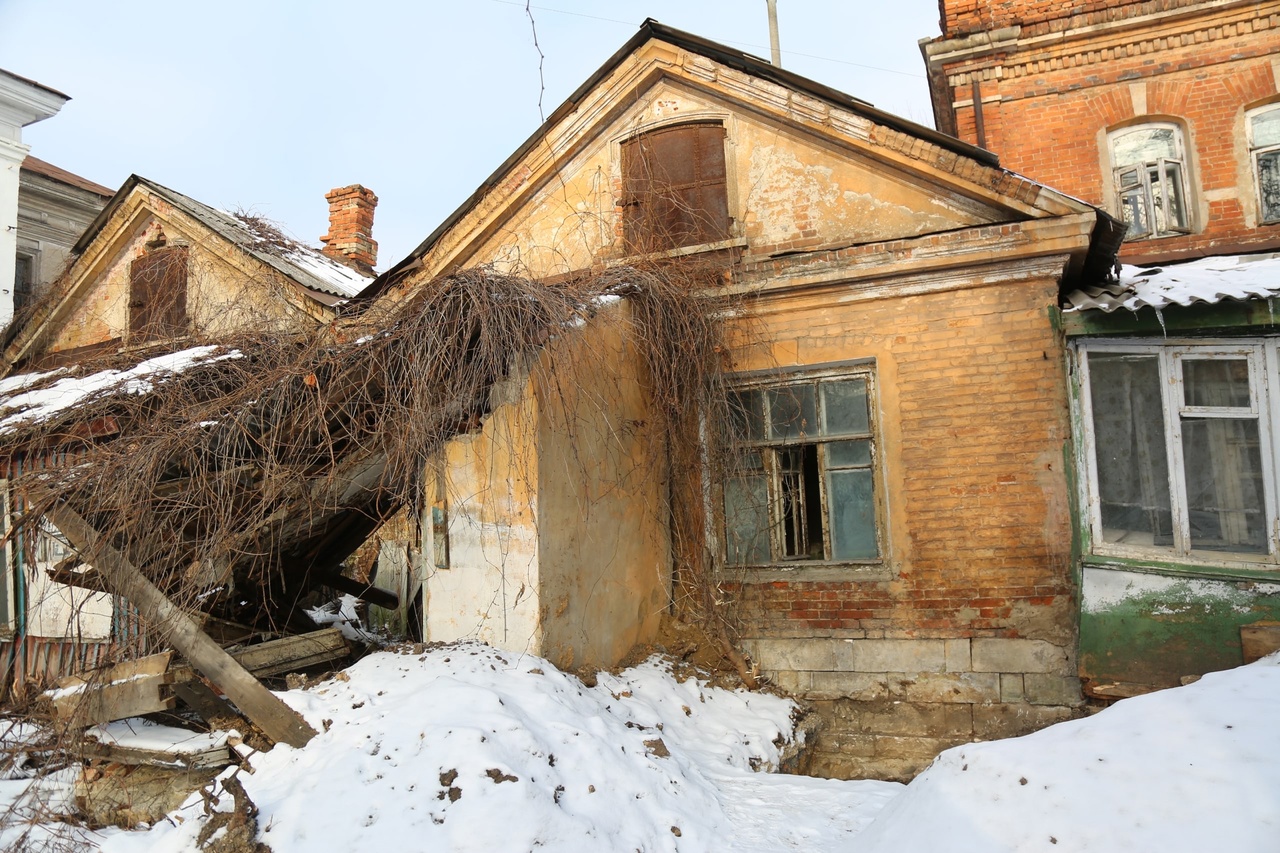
(766, 0, 782, 67)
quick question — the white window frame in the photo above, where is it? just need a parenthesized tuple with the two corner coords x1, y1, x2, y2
(721, 363, 885, 571)
(1247, 104, 1280, 225)
(1075, 338, 1280, 571)
(1108, 123, 1193, 241)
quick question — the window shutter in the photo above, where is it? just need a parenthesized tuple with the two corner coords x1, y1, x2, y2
(129, 246, 188, 341)
(622, 123, 730, 252)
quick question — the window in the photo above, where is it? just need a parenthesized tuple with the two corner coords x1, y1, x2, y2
(1109, 124, 1192, 240)
(13, 254, 34, 314)
(129, 246, 188, 341)
(723, 367, 881, 567)
(1248, 105, 1280, 224)
(621, 122, 730, 253)
(1078, 341, 1280, 567)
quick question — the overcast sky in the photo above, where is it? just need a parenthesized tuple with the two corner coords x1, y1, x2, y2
(0, 0, 943, 268)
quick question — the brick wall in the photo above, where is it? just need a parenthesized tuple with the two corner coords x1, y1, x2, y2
(941, 0, 1206, 39)
(723, 268, 1080, 780)
(928, 2, 1280, 263)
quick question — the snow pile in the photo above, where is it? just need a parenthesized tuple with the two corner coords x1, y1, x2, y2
(1119, 252, 1280, 311)
(854, 652, 1280, 853)
(96, 643, 897, 853)
(9, 647, 1278, 851)
(0, 345, 241, 434)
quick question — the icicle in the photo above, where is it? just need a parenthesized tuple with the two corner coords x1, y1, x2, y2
(1154, 306, 1167, 337)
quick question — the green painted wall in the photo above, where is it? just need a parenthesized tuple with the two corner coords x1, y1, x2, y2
(1080, 566, 1280, 687)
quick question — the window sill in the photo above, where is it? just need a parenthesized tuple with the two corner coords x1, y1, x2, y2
(1083, 553, 1280, 584)
(608, 237, 747, 267)
(718, 561, 892, 583)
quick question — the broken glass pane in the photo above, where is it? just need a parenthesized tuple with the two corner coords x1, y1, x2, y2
(1181, 418, 1267, 555)
(822, 379, 869, 436)
(1088, 352, 1174, 546)
(828, 468, 877, 560)
(1118, 183, 1151, 238)
(1112, 126, 1177, 167)
(1160, 161, 1187, 230)
(1182, 358, 1252, 409)
(1257, 150, 1280, 222)
(724, 473, 769, 565)
(767, 385, 817, 440)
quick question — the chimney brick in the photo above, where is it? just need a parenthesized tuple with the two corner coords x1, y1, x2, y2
(320, 185, 378, 274)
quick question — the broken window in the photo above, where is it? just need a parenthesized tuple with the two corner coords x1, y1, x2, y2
(621, 122, 731, 253)
(1109, 124, 1192, 240)
(1079, 342, 1278, 566)
(1248, 105, 1280, 224)
(723, 368, 880, 567)
(129, 246, 188, 342)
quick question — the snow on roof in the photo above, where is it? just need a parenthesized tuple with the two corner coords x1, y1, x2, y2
(0, 345, 241, 435)
(1064, 252, 1280, 313)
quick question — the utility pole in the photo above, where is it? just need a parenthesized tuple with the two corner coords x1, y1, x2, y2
(766, 0, 782, 67)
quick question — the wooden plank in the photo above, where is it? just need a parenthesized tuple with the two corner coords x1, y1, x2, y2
(172, 680, 240, 725)
(167, 628, 349, 684)
(46, 504, 316, 749)
(79, 739, 232, 770)
(48, 652, 175, 726)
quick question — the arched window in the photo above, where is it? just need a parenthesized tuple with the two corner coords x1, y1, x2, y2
(1248, 105, 1280, 224)
(1108, 123, 1192, 240)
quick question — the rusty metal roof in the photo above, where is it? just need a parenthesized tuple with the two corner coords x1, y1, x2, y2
(20, 156, 114, 197)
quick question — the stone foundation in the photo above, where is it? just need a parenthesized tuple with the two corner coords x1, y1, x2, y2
(750, 636, 1082, 781)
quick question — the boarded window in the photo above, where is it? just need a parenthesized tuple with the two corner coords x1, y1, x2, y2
(723, 370, 881, 567)
(621, 123, 730, 252)
(129, 246, 188, 341)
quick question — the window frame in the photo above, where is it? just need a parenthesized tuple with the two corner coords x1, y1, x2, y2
(720, 363, 887, 577)
(1247, 104, 1280, 225)
(1107, 123, 1194, 241)
(1075, 338, 1280, 574)
(128, 245, 189, 342)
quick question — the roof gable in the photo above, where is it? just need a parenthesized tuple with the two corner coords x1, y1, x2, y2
(3, 178, 372, 374)
(369, 20, 1101, 295)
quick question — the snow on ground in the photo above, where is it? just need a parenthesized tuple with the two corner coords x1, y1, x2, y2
(2, 648, 1278, 852)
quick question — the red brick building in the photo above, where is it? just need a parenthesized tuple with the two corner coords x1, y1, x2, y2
(923, 1, 1280, 264)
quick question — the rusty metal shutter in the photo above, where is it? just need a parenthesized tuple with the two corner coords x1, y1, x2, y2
(129, 246, 188, 341)
(622, 123, 730, 252)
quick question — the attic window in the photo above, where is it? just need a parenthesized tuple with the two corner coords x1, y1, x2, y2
(621, 122, 730, 252)
(129, 246, 188, 341)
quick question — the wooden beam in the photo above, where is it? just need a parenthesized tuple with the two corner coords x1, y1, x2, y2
(46, 504, 317, 749)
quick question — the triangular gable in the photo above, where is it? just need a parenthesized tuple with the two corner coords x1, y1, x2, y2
(3, 177, 372, 374)
(368, 19, 1108, 296)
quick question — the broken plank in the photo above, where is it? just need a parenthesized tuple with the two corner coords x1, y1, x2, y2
(46, 652, 175, 727)
(167, 628, 349, 684)
(172, 680, 240, 725)
(79, 739, 232, 771)
(46, 504, 317, 749)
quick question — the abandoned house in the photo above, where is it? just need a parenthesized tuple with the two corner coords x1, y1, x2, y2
(355, 19, 1125, 780)
(0, 175, 376, 691)
(924, 0, 1280, 698)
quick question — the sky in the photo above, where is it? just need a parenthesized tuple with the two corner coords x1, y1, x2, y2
(0, 0, 944, 269)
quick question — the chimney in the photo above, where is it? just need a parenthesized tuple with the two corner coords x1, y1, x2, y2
(320, 185, 378, 274)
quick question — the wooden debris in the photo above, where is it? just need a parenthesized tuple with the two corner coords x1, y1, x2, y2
(46, 652, 174, 728)
(79, 739, 231, 770)
(47, 503, 317, 749)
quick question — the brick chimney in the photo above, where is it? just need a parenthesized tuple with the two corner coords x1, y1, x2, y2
(320, 185, 378, 274)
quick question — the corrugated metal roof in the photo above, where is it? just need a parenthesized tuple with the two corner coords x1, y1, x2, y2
(1063, 253, 1280, 314)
